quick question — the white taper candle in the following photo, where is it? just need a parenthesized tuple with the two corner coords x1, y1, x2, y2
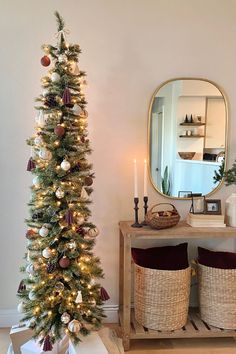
(133, 159, 138, 198)
(144, 159, 147, 197)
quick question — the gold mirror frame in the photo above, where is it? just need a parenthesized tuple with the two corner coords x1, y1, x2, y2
(148, 77, 228, 200)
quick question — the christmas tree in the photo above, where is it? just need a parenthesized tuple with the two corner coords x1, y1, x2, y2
(17, 12, 109, 351)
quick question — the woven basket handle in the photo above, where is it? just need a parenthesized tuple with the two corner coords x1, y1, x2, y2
(149, 203, 178, 213)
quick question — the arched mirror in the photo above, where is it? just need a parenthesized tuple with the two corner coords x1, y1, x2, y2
(148, 78, 228, 199)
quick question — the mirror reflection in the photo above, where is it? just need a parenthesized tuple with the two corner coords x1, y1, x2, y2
(149, 79, 227, 198)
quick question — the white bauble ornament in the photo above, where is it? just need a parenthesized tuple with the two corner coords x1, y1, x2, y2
(42, 247, 53, 259)
(72, 104, 82, 115)
(90, 278, 96, 286)
(80, 187, 89, 201)
(90, 299, 96, 306)
(68, 240, 76, 250)
(51, 72, 60, 82)
(39, 226, 49, 237)
(17, 302, 25, 313)
(26, 263, 34, 275)
(69, 61, 79, 75)
(58, 54, 67, 63)
(35, 110, 46, 128)
(68, 319, 81, 333)
(55, 281, 65, 291)
(61, 312, 70, 324)
(29, 290, 36, 300)
(32, 176, 40, 188)
(55, 187, 65, 199)
(88, 227, 99, 238)
(31, 147, 37, 159)
(39, 148, 52, 160)
(42, 88, 49, 97)
(34, 135, 43, 145)
(75, 290, 83, 304)
(77, 215, 85, 226)
(73, 64, 80, 75)
(60, 159, 71, 171)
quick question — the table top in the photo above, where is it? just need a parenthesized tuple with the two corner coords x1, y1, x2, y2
(119, 220, 236, 239)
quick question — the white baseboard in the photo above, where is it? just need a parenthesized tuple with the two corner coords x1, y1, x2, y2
(0, 305, 119, 327)
(102, 305, 119, 323)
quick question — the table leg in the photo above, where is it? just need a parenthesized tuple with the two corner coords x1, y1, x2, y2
(122, 234, 131, 351)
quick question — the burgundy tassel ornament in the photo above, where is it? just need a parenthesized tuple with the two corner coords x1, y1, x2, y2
(43, 335, 53, 352)
(65, 209, 74, 225)
(100, 287, 110, 301)
(62, 87, 73, 107)
(27, 157, 36, 172)
(17, 280, 26, 294)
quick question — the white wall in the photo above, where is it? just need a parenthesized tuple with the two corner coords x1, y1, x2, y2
(1, 0, 236, 321)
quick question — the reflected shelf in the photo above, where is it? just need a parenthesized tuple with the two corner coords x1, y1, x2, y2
(179, 135, 205, 138)
(179, 122, 206, 126)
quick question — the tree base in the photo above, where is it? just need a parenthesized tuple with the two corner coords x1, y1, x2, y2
(9, 324, 34, 354)
(69, 332, 108, 354)
(8, 324, 123, 354)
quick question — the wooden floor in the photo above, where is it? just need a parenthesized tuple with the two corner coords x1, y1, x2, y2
(1, 325, 236, 353)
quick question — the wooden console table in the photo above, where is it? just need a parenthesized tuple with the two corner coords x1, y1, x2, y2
(119, 220, 236, 351)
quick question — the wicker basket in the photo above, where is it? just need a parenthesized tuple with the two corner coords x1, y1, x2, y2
(145, 203, 180, 230)
(134, 264, 191, 331)
(198, 263, 236, 329)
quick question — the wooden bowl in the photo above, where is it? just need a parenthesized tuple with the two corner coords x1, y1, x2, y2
(178, 152, 196, 160)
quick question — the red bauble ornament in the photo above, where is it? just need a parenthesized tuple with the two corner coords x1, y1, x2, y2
(26, 229, 36, 239)
(54, 125, 65, 137)
(84, 176, 93, 186)
(41, 55, 51, 67)
(59, 256, 70, 269)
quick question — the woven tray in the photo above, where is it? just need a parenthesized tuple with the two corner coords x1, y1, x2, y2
(145, 203, 180, 229)
(198, 263, 236, 329)
(134, 264, 191, 331)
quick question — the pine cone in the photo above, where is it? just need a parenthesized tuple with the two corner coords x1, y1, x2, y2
(47, 262, 57, 274)
(45, 94, 58, 108)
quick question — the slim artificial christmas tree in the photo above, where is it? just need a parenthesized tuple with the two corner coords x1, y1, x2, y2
(17, 12, 109, 351)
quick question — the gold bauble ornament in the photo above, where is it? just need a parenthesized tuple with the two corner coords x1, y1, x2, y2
(76, 215, 85, 226)
(88, 227, 99, 238)
(61, 312, 70, 324)
(42, 247, 54, 259)
(55, 187, 65, 199)
(60, 159, 71, 171)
